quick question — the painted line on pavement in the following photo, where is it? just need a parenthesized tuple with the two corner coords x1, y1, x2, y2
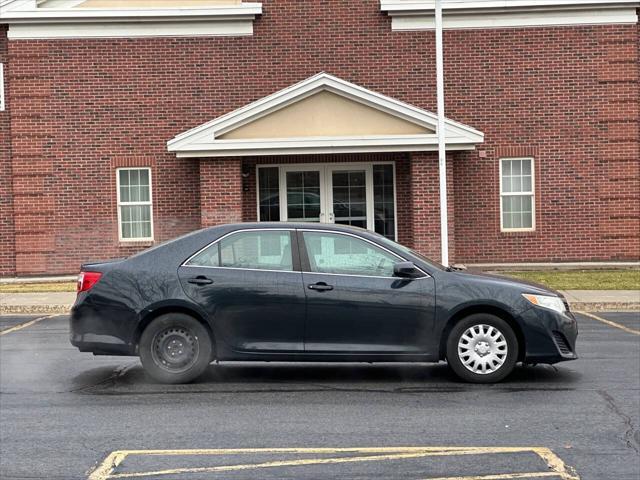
(0, 315, 56, 336)
(422, 473, 562, 480)
(88, 446, 580, 480)
(575, 311, 640, 336)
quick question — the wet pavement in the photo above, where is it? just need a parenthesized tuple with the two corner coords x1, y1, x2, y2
(0, 312, 638, 480)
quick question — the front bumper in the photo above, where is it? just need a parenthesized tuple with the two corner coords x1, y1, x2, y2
(518, 305, 578, 364)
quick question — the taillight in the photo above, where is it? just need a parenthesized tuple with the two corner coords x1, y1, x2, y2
(77, 271, 102, 293)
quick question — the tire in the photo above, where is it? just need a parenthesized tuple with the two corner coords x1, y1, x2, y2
(139, 313, 212, 384)
(446, 314, 518, 384)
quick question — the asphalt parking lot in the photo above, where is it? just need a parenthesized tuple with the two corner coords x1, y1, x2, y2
(0, 312, 638, 480)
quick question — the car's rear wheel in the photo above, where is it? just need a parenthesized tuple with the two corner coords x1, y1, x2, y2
(139, 313, 212, 384)
(446, 314, 518, 383)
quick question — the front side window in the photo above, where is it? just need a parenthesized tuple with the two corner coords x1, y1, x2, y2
(500, 158, 535, 231)
(117, 168, 153, 241)
(302, 231, 398, 277)
(187, 230, 293, 271)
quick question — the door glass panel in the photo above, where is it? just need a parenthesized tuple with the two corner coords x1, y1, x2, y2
(303, 231, 397, 277)
(373, 164, 396, 240)
(332, 170, 367, 229)
(286, 171, 321, 222)
(187, 231, 293, 271)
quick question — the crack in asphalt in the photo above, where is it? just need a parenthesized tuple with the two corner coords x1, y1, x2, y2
(598, 389, 640, 454)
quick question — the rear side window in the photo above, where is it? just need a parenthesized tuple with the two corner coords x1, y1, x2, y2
(187, 231, 293, 272)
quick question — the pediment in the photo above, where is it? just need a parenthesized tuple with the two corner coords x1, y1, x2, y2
(219, 91, 433, 140)
(168, 72, 484, 157)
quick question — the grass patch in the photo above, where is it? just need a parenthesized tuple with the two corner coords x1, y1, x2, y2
(501, 269, 640, 291)
(0, 282, 77, 293)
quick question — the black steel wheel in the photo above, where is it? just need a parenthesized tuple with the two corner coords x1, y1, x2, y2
(140, 313, 212, 384)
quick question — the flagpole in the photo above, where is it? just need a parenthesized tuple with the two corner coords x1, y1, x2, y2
(435, 0, 449, 266)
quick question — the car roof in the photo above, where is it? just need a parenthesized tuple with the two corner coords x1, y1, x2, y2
(208, 222, 373, 235)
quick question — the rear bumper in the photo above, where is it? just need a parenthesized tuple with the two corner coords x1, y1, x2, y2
(70, 295, 137, 356)
(519, 305, 578, 364)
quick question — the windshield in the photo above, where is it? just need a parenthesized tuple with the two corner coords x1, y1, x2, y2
(372, 233, 446, 271)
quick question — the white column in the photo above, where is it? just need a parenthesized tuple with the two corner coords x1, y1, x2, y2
(435, 0, 449, 266)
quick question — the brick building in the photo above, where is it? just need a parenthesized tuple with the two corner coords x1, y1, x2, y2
(0, 0, 638, 277)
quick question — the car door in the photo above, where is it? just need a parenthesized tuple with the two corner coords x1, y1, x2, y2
(178, 229, 305, 353)
(299, 229, 436, 355)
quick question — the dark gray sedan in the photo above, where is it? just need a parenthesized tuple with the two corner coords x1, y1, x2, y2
(71, 223, 577, 384)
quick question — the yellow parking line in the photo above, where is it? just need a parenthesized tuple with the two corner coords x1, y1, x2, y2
(423, 473, 562, 480)
(0, 315, 55, 336)
(575, 311, 640, 336)
(96, 446, 529, 458)
(108, 450, 491, 479)
(88, 446, 580, 480)
(88, 452, 128, 480)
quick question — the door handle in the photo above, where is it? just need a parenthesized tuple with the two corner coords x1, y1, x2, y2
(308, 282, 334, 292)
(187, 276, 214, 286)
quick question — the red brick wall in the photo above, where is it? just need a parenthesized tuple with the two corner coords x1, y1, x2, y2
(2, 1, 639, 274)
(0, 27, 15, 276)
(200, 158, 243, 227)
(450, 23, 640, 263)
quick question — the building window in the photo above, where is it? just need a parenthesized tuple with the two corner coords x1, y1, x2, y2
(0, 63, 5, 111)
(500, 158, 535, 231)
(117, 168, 153, 241)
(258, 167, 281, 222)
(373, 164, 396, 240)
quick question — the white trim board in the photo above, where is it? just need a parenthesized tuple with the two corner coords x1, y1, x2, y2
(168, 72, 484, 158)
(1, 2, 262, 39)
(380, 0, 639, 30)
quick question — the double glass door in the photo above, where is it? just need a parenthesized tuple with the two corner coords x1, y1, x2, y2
(258, 163, 396, 240)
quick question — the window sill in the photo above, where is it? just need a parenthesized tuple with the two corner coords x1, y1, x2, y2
(118, 240, 155, 248)
(500, 229, 536, 235)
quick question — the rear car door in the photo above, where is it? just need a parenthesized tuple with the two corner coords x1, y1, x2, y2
(299, 230, 436, 355)
(178, 229, 305, 353)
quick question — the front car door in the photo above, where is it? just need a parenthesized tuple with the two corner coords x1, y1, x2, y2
(299, 229, 436, 355)
(178, 229, 305, 355)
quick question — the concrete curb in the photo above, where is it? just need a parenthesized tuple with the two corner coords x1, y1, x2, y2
(568, 302, 639, 312)
(2, 302, 638, 316)
(0, 305, 73, 315)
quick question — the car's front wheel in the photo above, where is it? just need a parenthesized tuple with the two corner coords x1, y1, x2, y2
(446, 314, 518, 383)
(139, 313, 212, 384)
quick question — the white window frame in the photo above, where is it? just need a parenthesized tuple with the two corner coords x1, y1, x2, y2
(255, 162, 398, 241)
(116, 167, 154, 242)
(499, 157, 536, 232)
(0, 63, 5, 111)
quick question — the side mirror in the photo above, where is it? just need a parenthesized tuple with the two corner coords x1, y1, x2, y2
(393, 261, 421, 279)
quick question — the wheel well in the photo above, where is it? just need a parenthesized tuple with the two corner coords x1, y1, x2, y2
(438, 305, 526, 361)
(134, 306, 214, 354)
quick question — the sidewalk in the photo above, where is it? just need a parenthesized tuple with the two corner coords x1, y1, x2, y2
(1, 290, 639, 315)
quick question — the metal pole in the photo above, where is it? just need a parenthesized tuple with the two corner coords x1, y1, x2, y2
(435, 0, 449, 266)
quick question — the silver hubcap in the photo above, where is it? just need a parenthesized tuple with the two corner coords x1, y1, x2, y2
(457, 324, 508, 375)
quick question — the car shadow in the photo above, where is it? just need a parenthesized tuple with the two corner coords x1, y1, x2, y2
(74, 362, 581, 395)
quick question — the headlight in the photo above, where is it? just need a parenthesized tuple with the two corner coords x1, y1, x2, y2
(522, 294, 566, 314)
